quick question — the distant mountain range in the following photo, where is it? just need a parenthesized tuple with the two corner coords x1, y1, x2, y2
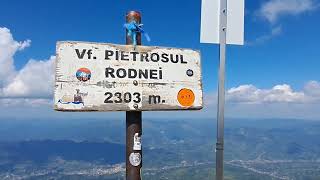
(0, 118, 319, 179)
(0, 140, 124, 164)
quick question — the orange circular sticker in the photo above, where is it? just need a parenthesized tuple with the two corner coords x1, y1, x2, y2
(177, 88, 195, 107)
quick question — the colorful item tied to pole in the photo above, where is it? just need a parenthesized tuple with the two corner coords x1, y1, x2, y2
(124, 21, 150, 48)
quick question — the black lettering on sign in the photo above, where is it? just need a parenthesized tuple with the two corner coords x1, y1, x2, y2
(75, 49, 86, 59)
(128, 69, 137, 78)
(124, 92, 132, 103)
(75, 49, 92, 59)
(121, 51, 129, 61)
(141, 53, 149, 62)
(159, 67, 163, 79)
(180, 55, 187, 64)
(171, 54, 179, 63)
(104, 92, 113, 103)
(161, 53, 169, 63)
(114, 92, 122, 103)
(150, 53, 160, 62)
(115, 50, 119, 60)
(149, 70, 157, 79)
(105, 67, 115, 78)
(139, 69, 148, 79)
(104, 67, 163, 80)
(133, 93, 141, 103)
(130, 52, 139, 61)
(117, 68, 127, 78)
(101, 50, 190, 64)
(87, 50, 92, 59)
(104, 92, 142, 104)
(149, 95, 161, 104)
(105, 50, 114, 60)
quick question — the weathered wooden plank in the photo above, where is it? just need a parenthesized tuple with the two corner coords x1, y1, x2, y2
(54, 41, 203, 111)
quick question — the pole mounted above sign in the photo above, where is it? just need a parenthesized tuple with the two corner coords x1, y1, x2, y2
(54, 42, 203, 111)
(200, 0, 245, 180)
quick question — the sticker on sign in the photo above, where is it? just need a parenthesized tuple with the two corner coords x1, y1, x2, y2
(54, 41, 203, 111)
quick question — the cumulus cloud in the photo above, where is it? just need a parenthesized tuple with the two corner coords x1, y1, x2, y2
(1, 56, 55, 98)
(0, 27, 54, 105)
(226, 82, 319, 104)
(202, 82, 320, 119)
(258, 0, 317, 23)
(0, 28, 31, 86)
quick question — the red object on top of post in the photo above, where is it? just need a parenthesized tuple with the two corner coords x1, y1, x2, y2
(126, 11, 142, 46)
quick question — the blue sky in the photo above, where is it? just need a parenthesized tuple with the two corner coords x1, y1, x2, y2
(0, 0, 320, 119)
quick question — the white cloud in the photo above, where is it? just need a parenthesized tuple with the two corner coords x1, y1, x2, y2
(201, 82, 320, 120)
(226, 83, 319, 104)
(0, 27, 54, 102)
(258, 0, 317, 23)
(1, 56, 55, 98)
(304, 81, 320, 102)
(0, 28, 31, 86)
(304, 80, 320, 96)
(251, 0, 318, 44)
(247, 25, 282, 45)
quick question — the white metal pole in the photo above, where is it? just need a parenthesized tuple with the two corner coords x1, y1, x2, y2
(216, 0, 227, 179)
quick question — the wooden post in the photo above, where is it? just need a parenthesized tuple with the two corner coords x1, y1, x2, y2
(126, 11, 142, 180)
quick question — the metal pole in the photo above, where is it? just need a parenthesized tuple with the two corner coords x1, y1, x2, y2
(126, 11, 142, 180)
(216, 0, 227, 180)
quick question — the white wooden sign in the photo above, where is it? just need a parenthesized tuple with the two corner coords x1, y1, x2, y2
(200, 0, 245, 45)
(54, 41, 203, 111)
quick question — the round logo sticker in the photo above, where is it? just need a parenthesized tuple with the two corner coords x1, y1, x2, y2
(177, 88, 195, 107)
(76, 68, 91, 82)
(129, 153, 141, 167)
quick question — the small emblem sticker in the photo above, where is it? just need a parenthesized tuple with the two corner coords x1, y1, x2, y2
(177, 88, 195, 107)
(129, 153, 141, 167)
(76, 68, 91, 82)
